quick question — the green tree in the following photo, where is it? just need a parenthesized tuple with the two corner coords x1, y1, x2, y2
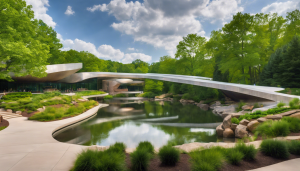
(175, 34, 207, 76)
(0, 0, 50, 81)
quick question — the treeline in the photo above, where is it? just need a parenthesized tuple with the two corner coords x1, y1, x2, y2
(1, 0, 300, 100)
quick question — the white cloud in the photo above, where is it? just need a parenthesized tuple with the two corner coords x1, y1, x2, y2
(87, 0, 243, 56)
(65, 6, 75, 15)
(128, 48, 135, 51)
(261, 1, 299, 16)
(25, 0, 56, 28)
(59, 35, 151, 63)
(122, 53, 152, 64)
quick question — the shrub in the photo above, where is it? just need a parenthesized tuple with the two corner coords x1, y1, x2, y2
(287, 140, 300, 155)
(107, 142, 126, 153)
(136, 141, 155, 155)
(277, 102, 286, 108)
(182, 93, 192, 100)
(76, 90, 105, 96)
(158, 145, 180, 166)
(260, 139, 289, 159)
(189, 146, 224, 171)
(234, 142, 257, 160)
(225, 149, 244, 165)
(282, 117, 300, 132)
(231, 117, 240, 124)
(130, 148, 151, 171)
(71, 149, 125, 171)
(255, 120, 290, 137)
(114, 93, 126, 97)
(2, 92, 32, 100)
(173, 94, 181, 100)
(104, 95, 113, 99)
(289, 98, 300, 109)
(141, 92, 156, 98)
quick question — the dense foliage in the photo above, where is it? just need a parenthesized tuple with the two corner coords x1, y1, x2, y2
(75, 90, 105, 96)
(158, 145, 180, 166)
(2, 92, 32, 100)
(260, 139, 289, 159)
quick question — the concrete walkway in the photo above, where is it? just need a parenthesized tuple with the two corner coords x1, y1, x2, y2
(0, 104, 108, 171)
(249, 158, 300, 171)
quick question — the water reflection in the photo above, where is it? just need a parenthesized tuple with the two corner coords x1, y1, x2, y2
(54, 101, 223, 148)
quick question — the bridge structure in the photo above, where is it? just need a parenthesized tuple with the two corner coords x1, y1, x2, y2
(9, 63, 300, 103)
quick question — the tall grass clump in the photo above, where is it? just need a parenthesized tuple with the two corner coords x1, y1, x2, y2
(289, 98, 300, 109)
(225, 148, 244, 165)
(287, 140, 300, 155)
(234, 142, 257, 160)
(189, 146, 224, 171)
(104, 95, 113, 99)
(136, 141, 155, 155)
(158, 145, 180, 166)
(71, 149, 126, 171)
(130, 148, 151, 171)
(282, 117, 300, 132)
(277, 102, 286, 108)
(255, 120, 290, 138)
(107, 142, 126, 153)
(260, 139, 289, 159)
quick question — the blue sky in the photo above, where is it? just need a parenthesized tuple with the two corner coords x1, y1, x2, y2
(25, 0, 300, 63)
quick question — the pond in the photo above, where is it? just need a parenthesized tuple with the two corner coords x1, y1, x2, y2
(53, 100, 224, 148)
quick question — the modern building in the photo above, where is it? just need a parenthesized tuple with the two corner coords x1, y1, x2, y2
(0, 63, 144, 94)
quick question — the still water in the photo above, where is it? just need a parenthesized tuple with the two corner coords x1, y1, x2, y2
(53, 100, 223, 148)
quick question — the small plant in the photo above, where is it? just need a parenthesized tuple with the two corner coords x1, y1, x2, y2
(277, 102, 286, 108)
(104, 95, 113, 99)
(289, 98, 300, 109)
(225, 148, 244, 165)
(136, 141, 155, 155)
(287, 140, 300, 155)
(158, 145, 180, 166)
(231, 117, 240, 124)
(260, 139, 289, 159)
(234, 142, 257, 160)
(255, 120, 290, 137)
(130, 148, 151, 171)
(189, 146, 224, 171)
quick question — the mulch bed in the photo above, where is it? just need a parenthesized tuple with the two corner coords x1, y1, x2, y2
(124, 152, 299, 171)
(0, 119, 9, 127)
(220, 151, 300, 171)
(125, 153, 191, 171)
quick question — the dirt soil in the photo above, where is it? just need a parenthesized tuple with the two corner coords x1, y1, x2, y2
(0, 119, 9, 128)
(125, 153, 191, 171)
(220, 152, 300, 171)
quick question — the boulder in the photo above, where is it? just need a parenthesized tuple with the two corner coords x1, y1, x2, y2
(213, 105, 235, 115)
(247, 120, 260, 132)
(239, 119, 250, 126)
(198, 104, 209, 111)
(187, 100, 195, 103)
(223, 128, 235, 138)
(231, 113, 244, 118)
(215, 101, 221, 106)
(199, 101, 204, 104)
(6, 109, 12, 113)
(235, 125, 248, 138)
(231, 124, 238, 130)
(257, 117, 268, 123)
(242, 105, 254, 110)
(0, 108, 5, 112)
(223, 115, 232, 129)
(216, 124, 224, 137)
(266, 115, 282, 120)
(15, 111, 22, 115)
(78, 99, 87, 102)
(290, 113, 300, 119)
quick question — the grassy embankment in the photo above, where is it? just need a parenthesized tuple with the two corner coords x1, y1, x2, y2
(0, 91, 99, 121)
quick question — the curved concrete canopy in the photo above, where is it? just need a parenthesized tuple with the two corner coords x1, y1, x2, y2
(59, 72, 300, 103)
(12, 63, 82, 82)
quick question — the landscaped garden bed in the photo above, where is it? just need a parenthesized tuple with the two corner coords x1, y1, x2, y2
(0, 91, 99, 122)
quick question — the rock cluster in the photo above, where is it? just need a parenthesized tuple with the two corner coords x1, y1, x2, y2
(216, 109, 300, 139)
(179, 99, 195, 104)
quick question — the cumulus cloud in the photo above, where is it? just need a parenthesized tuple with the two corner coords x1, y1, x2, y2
(87, 0, 243, 56)
(25, 0, 56, 28)
(122, 53, 152, 64)
(65, 6, 75, 15)
(261, 1, 299, 16)
(128, 48, 135, 51)
(59, 35, 151, 63)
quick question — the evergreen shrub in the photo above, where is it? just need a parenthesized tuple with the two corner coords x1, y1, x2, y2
(287, 140, 300, 155)
(136, 141, 155, 155)
(225, 149, 244, 165)
(234, 142, 257, 160)
(158, 145, 180, 166)
(130, 148, 151, 171)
